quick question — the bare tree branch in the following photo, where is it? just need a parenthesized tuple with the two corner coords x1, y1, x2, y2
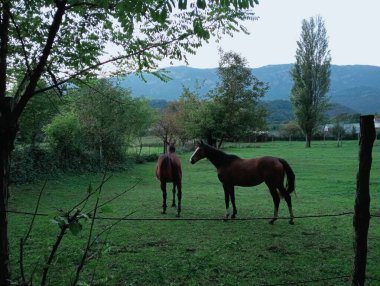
(32, 33, 192, 96)
(47, 67, 64, 97)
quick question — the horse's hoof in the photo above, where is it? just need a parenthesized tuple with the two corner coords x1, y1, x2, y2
(231, 214, 236, 219)
(176, 213, 181, 218)
(289, 220, 294, 225)
(269, 220, 275, 225)
(223, 215, 229, 222)
(161, 211, 166, 215)
(172, 204, 176, 207)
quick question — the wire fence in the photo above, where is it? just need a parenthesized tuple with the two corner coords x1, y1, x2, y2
(5, 209, 380, 221)
(6, 208, 380, 285)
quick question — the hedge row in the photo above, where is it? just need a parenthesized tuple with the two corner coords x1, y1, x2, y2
(10, 145, 158, 184)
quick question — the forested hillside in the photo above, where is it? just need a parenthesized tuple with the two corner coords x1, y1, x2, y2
(117, 64, 380, 115)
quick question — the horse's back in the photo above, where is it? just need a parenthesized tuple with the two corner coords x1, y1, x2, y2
(248, 156, 284, 176)
(219, 156, 284, 187)
(252, 156, 283, 169)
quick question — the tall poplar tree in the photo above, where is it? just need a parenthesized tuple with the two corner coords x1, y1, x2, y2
(291, 15, 331, 148)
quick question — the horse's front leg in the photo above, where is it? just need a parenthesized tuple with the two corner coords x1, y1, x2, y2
(223, 185, 231, 220)
(230, 187, 237, 219)
(160, 181, 167, 214)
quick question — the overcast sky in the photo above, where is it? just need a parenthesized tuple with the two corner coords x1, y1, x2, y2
(159, 0, 380, 69)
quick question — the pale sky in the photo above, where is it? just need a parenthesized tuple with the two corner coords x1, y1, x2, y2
(159, 0, 380, 69)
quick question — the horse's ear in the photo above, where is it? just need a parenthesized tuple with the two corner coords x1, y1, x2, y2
(200, 140, 204, 145)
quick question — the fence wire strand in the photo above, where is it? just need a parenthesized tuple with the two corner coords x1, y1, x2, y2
(5, 210, 380, 221)
(258, 275, 351, 286)
(5, 210, 360, 221)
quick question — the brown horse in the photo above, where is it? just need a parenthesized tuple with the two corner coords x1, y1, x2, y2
(156, 142, 182, 217)
(190, 141, 295, 224)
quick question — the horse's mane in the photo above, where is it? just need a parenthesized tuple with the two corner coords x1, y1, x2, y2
(203, 143, 240, 168)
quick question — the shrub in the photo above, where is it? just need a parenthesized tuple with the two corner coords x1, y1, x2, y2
(10, 145, 58, 183)
(43, 112, 82, 167)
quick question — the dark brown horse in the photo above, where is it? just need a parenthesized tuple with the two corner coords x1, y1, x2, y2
(156, 142, 182, 217)
(190, 141, 295, 224)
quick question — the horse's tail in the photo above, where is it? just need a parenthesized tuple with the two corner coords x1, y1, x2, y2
(279, 158, 295, 195)
(169, 155, 181, 183)
(161, 155, 179, 183)
(164, 155, 173, 180)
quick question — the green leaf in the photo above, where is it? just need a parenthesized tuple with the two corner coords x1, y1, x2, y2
(69, 222, 83, 236)
(160, 7, 168, 22)
(197, 0, 206, 9)
(78, 213, 90, 221)
(51, 216, 68, 229)
(179, 0, 188, 9)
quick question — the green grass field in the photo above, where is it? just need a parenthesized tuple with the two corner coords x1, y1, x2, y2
(8, 140, 380, 285)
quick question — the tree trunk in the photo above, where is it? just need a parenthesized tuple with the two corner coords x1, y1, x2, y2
(305, 132, 311, 148)
(217, 138, 224, 149)
(352, 115, 376, 286)
(0, 99, 18, 286)
(206, 135, 216, 147)
(0, 144, 11, 286)
(99, 140, 103, 165)
(163, 135, 168, 153)
(0, 2, 67, 284)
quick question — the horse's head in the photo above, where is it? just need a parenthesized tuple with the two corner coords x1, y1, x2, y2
(190, 140, 207, 164)
(166, 140, 176, 153)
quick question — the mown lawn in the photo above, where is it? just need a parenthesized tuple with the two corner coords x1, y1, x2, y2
(8, 140, 380, 285)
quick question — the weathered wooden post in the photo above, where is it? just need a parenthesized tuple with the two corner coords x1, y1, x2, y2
(352, 115, 376, 286)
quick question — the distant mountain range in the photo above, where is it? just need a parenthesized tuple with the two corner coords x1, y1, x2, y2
(115, 64, 380, 116)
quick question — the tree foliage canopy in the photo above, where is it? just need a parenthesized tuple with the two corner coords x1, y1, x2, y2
(209, 50, 268, 146)
(175, 51, 268, 147)
(6, 0, 259, 103)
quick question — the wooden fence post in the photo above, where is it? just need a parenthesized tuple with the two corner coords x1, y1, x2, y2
(352, 115, 376, 286)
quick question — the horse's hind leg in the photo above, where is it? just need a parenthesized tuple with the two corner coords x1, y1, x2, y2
(171, 183, 176, 207)
(176, 181, 182, 217)
(284, 192, 294, 225)
(268, 187, 280, 225)
(278, 185, 294, 225)
(160, 181, 167, 214)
